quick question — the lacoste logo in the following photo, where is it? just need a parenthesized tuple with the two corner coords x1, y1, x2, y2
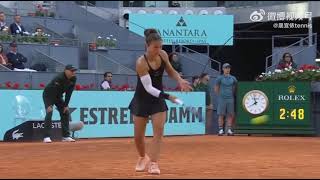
(12, 129, 23, 140)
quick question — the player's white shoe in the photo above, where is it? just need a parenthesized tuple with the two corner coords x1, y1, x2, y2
(218, 129, 224, 136)
(43, 137, 52, 143)
(148, 162, 160, 175)
(62, 137, 76, 142)
(227, 129, 234, 136)
(135, 155, 150, 172)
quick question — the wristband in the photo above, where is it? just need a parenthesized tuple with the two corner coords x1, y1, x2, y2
(159, 91, 170, 99)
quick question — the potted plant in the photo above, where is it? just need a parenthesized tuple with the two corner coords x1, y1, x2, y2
(95, 35, 117, 50)
(49, 12, 55, 18)
(96, 36, 107, 50)
(35, 10, 43, 17)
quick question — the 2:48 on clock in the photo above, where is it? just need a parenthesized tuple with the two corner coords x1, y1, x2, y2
(279, 108, 304, 120)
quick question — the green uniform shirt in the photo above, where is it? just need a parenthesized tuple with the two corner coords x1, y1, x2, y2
(43, 72, 77, 107)
(170, 61, 182, 73)
(195, 82, 211, 106)
(192, 84, 200, 91)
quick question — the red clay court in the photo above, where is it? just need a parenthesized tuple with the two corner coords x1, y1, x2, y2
(0, 135, 320, 179)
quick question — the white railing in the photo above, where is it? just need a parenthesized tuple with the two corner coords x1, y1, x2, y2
(176, 45, 221, 73)
(95, 52, 136, 75)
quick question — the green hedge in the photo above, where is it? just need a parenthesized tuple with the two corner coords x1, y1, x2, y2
(0, 34, 49, 44)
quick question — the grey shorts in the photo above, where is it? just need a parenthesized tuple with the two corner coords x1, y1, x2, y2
(217, 98, 235, 116)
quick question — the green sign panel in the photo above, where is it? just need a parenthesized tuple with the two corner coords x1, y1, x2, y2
(235, 82, 314, 135)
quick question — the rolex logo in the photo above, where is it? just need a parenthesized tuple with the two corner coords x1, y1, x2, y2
(288, 85, 296, 94)
(279, 86, 305, 101)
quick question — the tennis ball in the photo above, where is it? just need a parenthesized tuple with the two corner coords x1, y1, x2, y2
(250, 115, 269, 125)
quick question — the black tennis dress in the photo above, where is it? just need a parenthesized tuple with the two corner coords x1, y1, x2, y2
(128, 54, 168, 117)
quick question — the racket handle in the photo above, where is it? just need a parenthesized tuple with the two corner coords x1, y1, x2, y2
(174, 98, 184, 105)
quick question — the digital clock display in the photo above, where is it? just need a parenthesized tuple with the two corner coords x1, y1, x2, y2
(279, 108, 305, 120)
(274, 103, 309, 126)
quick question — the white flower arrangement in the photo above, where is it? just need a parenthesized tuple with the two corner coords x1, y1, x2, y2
(95, 35, 117, 49)
(33, 32, 51, 37)
(257, 64, 320, 82)
(275, 69, 282, 73)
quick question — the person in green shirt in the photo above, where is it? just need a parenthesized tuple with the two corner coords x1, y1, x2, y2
(42, 64, 77, 143)
(169, 52, 183, 75)
(196, 73, 213, 109)
(195, 73, 214, 134)
(191, 75, 200, 90)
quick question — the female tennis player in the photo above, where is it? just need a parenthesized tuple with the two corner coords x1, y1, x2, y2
(128, 28, 192, 175)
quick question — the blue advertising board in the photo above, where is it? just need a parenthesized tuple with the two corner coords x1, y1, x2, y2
(129, 14, 234, 45)
(0, 90, 205, 141)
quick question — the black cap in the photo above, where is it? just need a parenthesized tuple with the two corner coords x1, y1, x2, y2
(10, 42, 17, 47)
(65, 64, 78, 71)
